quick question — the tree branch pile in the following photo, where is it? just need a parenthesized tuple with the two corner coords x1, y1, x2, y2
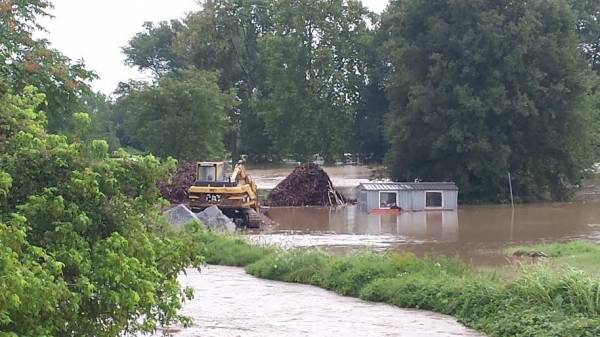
(266, 163, 345, 206)
(158, 162, 196, 204)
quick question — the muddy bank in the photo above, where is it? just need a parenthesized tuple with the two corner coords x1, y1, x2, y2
(157, 265, 484, 337)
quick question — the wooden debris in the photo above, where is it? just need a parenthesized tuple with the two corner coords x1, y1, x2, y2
(266, 163, 346, 207)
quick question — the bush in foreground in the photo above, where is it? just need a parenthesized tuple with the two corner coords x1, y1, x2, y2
(0, 87, 205, 336)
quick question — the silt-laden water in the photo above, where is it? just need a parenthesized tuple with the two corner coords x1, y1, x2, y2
(156, 265, 484, 337)
(258, 202, 600, 265)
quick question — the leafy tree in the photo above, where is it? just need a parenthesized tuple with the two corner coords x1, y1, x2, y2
(123, 20, 185, 76)
(258, 0, 374, 162)
(80, 92, 120, 150)
(123, 0, 274, 161)
(1, 0, 96, 132)
(382, 0, 596, 202)
(570, 0, 600, 73)
(114, 68, 235, 160)
(0, 84, 205, 337)
(352, 19, 389, 163)
(178, 0, 275, 161)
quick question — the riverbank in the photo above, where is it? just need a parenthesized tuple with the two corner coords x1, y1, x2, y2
(198, 232, 600, 337)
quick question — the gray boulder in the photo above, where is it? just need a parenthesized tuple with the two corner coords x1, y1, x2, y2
(196, 206, 236, 232)
(163, 204, 202, 230)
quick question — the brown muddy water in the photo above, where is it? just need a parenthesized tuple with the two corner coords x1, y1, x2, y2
(155, 265, 484, 337)
(256, 202, 600, 265)
(247, 165, 600, 265)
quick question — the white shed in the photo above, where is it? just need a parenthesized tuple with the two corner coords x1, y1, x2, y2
(358, 182, 459, 212)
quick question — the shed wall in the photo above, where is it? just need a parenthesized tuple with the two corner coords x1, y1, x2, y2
(397, 191, 412, 210)
(358, 190, 368, 211)
(359, 188, 458, 212)
(443, 190, 458, 210)
(366, 191, 379, 211)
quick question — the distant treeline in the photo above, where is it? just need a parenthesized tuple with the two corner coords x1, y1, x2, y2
(17, 0, 600, 202)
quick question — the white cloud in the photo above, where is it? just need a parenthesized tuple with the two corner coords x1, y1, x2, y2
(40, 0, 389, 94)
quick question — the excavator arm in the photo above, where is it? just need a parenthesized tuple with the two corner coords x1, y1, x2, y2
(230, 161, 251, 184)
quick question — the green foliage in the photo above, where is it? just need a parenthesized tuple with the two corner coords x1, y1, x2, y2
(80, 92, 121, 150)
(196, 232, 600, 337)
(0, 85, 204, 336)
(508, 240, 600, 275)
(256, 0, 375, 161)
(0, 0, 96, 133)
(123, 20, 184, 76)
(571, 0, 600, 73)
(113, 69, 235, 160)
(123, 0, 275, 161)
(382, 0, 597, 202)
(120, 0, 383, 163)
(199, 231, 274, 266)
(0, 171, 10, 200)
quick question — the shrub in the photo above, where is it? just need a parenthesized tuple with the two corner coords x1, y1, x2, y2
(0, 87, 204, 336)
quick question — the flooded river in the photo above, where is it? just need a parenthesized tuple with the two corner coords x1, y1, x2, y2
(158, 265, 484, 337)
(158, 166, 599, 337)
(257, 202, 600, 265)
(248, 165, 600, 265)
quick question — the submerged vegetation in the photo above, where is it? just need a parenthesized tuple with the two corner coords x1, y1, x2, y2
(199, 233, 600, 337)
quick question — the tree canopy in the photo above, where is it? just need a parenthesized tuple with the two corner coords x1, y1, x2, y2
(120, 0, 379, 163)
(381, 0, 597, 202)
(1, 0, 96, 132)
(571, 0, 600, 73)
(113, 69, 235, 161)
(49, 0, 600, 202)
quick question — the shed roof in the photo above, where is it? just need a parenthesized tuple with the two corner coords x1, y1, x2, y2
(359, 181, 459, 191)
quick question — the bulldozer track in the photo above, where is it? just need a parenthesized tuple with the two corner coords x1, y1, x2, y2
(245, 209, 263, 229)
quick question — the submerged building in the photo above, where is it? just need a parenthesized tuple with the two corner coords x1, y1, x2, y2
(357, 182, 459, 212)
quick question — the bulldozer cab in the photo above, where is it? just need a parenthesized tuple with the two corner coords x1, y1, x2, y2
(196, 162, 227, 182)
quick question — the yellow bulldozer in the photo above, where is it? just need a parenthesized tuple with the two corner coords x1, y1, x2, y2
(188, 161, 262, 228)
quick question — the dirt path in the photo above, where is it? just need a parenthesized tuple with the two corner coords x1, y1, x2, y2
(159, 265, 484, 337)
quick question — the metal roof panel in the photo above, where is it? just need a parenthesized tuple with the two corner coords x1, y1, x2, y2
(359, 182, 458, 191)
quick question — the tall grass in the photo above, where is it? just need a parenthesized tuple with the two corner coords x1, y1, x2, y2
(199, 232, 600, 337)
(508, 240, 600, 276)
(510, 240, 600, 257)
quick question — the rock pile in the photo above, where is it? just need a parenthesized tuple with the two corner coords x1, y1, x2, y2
(266, 163, 345, 206)
(163, 204, 201, 230)
(196, 206, 236, 232)
(158, 162, 196, 204)
(163, 204, 235, 232)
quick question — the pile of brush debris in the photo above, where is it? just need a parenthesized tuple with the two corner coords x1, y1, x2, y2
(158, 162, 196, 204)
(266, 163, 345, 207)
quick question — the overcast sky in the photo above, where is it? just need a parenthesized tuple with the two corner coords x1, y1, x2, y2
(39, 0, 388, 95)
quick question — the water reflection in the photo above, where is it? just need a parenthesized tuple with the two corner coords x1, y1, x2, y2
(265, 202, 600, 243)
(260, 202, 600, 264)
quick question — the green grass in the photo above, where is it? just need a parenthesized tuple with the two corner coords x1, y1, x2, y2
(198, 232, 600, 337)
(507, 240, 600, 275)
(197, 231, 274, 266)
